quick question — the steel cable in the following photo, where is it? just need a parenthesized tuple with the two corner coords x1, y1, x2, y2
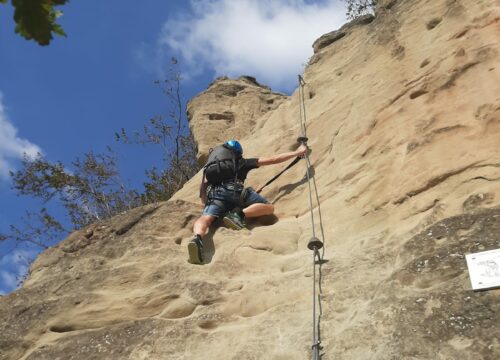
(297, 75, 326, 360)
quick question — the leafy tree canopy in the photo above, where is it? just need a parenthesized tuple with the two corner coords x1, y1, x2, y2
(1, 0, 69, 45)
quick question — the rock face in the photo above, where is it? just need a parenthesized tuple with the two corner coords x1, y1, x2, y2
(1, 0, 500, 359)
(312, 14, 374, 53)
(187, 76, 287, 165)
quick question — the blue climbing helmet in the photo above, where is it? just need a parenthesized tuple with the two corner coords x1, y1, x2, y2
(224, 140, 243, 155)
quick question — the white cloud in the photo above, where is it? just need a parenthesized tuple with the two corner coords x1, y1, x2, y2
(0, 249, 36, 295)
(160, 0, 346, 91)
(0, 92, 42, 179)
(0, 270, 17, 291)
(0, 271, 17, 293)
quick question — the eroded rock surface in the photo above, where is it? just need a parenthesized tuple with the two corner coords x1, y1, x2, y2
(187, 76, 287, 164)
(1, 0, 500, 359)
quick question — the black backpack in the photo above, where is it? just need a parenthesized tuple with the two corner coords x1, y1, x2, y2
(203, 144, 242, 185)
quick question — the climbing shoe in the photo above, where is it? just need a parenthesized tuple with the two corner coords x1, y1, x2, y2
(223, 210, 246, 230)
(187, 235, 204, 264)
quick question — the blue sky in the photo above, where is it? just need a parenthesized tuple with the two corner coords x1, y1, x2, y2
(0, 0, 347, 294)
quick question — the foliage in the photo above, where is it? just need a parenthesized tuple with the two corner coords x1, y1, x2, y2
(344, 0, 377, 19)
(10, 149, 141, 230)
(14, 251, 35, 286)
(2, 143, 142, 292)
(4, 60, 198, 259)
(7, 208, 65, 249)
(141, 133, 198, 203)
(116, 58, 200, 203)
(1, 0, 68, 45)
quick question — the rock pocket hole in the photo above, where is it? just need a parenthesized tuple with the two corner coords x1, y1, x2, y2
(455, 28, 469, 39)
(385, 0, 397, 9)
(420, 59, 430, 68)
(208, 112, 234, 121)
(455, 48, 466, 57)
(426, 17, 442, 30)
(50, 324, 76, 333)
(409, 89, 428, 99)
(309, 91, 316, 99)
(174, 237, 182, 245)
(198, 320, 218, 330)
(248, 245, 273, 252)
(227, 284, 243, 293)
(201, 299, 218, 306)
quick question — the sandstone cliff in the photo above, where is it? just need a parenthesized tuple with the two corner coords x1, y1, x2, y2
(1, 0, 500, 359)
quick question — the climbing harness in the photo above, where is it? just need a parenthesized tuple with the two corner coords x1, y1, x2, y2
(297, 75, 327, 360)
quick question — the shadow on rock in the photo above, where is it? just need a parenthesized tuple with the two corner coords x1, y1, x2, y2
(246, 214, 279, 229)
(272, 165, 315, 204)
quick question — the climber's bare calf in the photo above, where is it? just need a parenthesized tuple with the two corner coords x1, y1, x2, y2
(193, 203, 274, 237)
(243, 203, 274, 218)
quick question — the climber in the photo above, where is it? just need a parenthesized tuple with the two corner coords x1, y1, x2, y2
(188, 139, 307, 264)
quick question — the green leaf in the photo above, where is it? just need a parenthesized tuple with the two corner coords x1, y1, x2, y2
(11, 0, 69, 45)
(52, 23, 66, 37)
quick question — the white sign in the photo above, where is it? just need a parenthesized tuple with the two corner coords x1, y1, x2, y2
(465, 249, 500, 291)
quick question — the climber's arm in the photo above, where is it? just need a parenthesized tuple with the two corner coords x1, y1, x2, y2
(257, 144, 307, 166)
